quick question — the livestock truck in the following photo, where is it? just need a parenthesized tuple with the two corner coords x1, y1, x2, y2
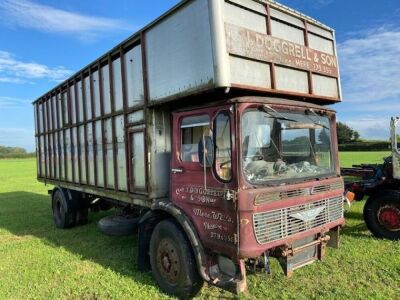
(33, 0, 344, 297)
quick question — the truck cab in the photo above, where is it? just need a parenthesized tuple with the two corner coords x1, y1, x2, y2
(166, 96, 343, 290)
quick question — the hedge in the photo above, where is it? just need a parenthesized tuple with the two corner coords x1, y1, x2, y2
(0, 153, 36, 159)
(339, 141, 390, 151)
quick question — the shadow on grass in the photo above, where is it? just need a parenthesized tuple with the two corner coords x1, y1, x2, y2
(342, 205, 373, 238)
(0, 191, 157, 291)
(0, 191, 375, 296)
(344, 210, 364, 220)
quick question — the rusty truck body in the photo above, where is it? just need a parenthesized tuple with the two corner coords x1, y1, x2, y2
(33, 0, 344, 297)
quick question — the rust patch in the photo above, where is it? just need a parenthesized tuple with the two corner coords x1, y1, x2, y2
(240, 219, 250, 225)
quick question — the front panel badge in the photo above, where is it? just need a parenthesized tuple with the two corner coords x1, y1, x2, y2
(289, 206, 325, 222)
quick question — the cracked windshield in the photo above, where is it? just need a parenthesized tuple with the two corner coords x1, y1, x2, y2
(242, 108, 333, 183)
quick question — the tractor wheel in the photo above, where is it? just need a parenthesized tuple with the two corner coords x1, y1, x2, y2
(364, 192, 400, 240)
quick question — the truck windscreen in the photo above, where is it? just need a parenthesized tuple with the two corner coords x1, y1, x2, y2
(241, 109, 334, 184)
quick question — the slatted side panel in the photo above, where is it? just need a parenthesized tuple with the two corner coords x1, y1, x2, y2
(33, 42, 148, 196)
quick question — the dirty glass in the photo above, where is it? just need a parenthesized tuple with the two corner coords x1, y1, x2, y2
(132, 131, 145, 189)
(242, 109, 334, 184)
(214, 112, 232, 181)
(181, 115, 210, 162)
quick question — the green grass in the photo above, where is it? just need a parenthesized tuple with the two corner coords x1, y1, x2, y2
(339, 151, 390, 168)
(0, 155, 399, 299)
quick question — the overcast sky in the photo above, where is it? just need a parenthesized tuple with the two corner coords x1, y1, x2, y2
(0, 0, 399, 151)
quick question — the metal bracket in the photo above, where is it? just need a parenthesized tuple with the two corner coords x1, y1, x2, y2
(278, 235, 330, 277)
(327, 227, 340, 249)
(264, 252, 272, 275)
(171, 168, 183, 174)
(224, 189, 237, 201)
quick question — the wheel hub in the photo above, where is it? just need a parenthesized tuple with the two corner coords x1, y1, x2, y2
(161, 252, 171, 272)
(55, 197, 64, 219)
(378, 205, 400, 231)
(157, 238, 180, 283)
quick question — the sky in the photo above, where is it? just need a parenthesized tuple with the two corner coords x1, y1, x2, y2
(0, 0, 399, 151)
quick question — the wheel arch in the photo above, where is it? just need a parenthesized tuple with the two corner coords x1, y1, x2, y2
(138, 200, 210, 282)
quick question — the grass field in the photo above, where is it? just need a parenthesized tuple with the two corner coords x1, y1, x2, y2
(0, 153, 399, 299)
(339, 151, 390, 168)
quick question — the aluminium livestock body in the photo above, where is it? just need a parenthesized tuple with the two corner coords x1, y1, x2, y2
(33, 0, 344, 297)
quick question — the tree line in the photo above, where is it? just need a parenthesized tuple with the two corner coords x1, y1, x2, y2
(0, 146, 35, 159)
(336, 122, 360, 144)
(336, 122, 390, 151)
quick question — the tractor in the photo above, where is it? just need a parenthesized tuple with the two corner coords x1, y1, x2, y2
(342, 117, 400, 240)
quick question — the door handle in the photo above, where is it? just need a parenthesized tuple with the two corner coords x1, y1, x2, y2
(171, 168, 184, 174)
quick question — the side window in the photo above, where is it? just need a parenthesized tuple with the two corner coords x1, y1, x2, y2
(181, 115, 210, 162)
(214, 112, 232, 181)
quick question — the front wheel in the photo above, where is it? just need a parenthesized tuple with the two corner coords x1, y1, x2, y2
(149, 220, 203, 298)
(364, 193, 400, 240)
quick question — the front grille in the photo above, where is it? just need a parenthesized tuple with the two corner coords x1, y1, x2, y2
(255, 181, 344, 205)
(312, 182, 343, 194)
(282, 189, 307, 198)
(253, 196, 343, 244)
(255, 189, 306, 205)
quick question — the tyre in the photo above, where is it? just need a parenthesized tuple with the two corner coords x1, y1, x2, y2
(98, 215, 139, 236)
(52, 189, 76, 229)
(149, 220, 203, 299)
(364, 192, 400, 240)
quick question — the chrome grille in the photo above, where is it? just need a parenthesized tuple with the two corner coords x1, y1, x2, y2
(253, 196, 343, 244)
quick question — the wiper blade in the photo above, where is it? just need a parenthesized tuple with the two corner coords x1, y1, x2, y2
(264, 114, 297, 122)
(305, 109, 329, 129)
(260, 105, 298, 123)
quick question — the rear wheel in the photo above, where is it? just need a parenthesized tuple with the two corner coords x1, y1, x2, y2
(52, 189, 76, 229)
(364, 192, 400, 240)
(149, 220, 203, 298)
(51, 188, 89, 228)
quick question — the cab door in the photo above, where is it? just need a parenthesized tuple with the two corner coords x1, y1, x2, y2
(170, 105, 238, 256)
